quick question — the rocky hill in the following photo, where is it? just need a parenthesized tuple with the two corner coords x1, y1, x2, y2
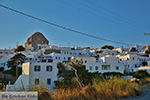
(25, 32, 49, 49)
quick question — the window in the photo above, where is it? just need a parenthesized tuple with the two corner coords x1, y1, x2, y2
(0, 52, 2, 54)
(47, 78, 51, 85)
(89, 66, 92, 70)
(133, 57, 134, 60)
(116, 66, 119, 70)
(29, 58, 32, 60)
(59, 57, 60, 59)
(35, 78, 39, 85)
(95, 66, 98, 70)
(135, 64, 137, 68)
(64, 57, 66, 60)
(128, 65, 130, 68)
(85, 60, 87, 63)
(34, 65, 41, 71)
(56, 57, 57, 59)
(42, 59, 46, 62)
(46, 66, 52, 71)
(48, 59, 53, 62)
(102, 65, 110, 70)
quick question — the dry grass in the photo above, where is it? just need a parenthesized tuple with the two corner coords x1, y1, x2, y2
(38, 78, 142, 100)
(140, 77, 150, 89)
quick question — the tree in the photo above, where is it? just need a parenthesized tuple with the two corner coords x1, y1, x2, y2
(142, 61, 147, 66)
(96, 50, 103, 54)
(130, 47, 138, 52)
(15, 45, 25, 52)
(55, 60, 102, 89)
(57, 62, 65, 74)
(7, 53, 26, 80)
(133, 70, 150, 79)
(101, 45, 114, 50)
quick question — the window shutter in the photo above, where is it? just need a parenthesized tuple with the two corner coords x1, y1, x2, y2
(39, 66, 41, 71)
(50, 66, 52, 71)
(34, 66, 36, 71)
(46, 66, 48, 71)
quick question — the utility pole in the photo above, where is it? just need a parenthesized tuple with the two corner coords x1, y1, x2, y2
(16, 42, 19, 47)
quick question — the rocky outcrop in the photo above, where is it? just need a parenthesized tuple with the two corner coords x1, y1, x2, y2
(25, 32, 49, 49)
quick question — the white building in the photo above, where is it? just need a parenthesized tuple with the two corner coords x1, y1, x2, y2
(0, 48, 15, 70)
(117, 53, 150, 72)
(0, 48, 15, 56)
(70, 49, 93, 57)
(0, 54, 14, 71)
(44, 52, 71, 62)
(6, 61, 58, 92)
(74, 55, 124, 74)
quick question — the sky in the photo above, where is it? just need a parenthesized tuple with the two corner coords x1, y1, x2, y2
(0, 0, 150, 49)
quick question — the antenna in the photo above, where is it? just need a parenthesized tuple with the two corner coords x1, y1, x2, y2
(68, 42, 71, 47)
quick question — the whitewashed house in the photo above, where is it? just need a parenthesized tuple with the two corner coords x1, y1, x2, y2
(117, 53, 150, 72)
(0, 54, 14, 71)
(6, 60, 58, 92)
(70, 49, 93, 57)
(44, 52, 71, 62)
(74, 55, 124, 74)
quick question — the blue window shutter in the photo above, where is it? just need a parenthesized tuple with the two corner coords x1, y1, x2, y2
(46, 66, 48, 71)
(34, 66, 36, 71)
(50, 66, 52, 71)
(39, 66, 41, 71)
(47, 79, 51, 85)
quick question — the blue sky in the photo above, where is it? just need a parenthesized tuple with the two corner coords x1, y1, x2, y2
(0, 0, 150, 49)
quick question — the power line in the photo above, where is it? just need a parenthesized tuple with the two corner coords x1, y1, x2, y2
(58, 0, 145, 34)
(71, 0, 145, 33)
(0, 3, 136, 46)
(85, 0, 147, 29)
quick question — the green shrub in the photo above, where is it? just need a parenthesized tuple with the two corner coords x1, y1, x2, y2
(133, 70, 150, 79)
(3, 67, 22, 76)
(0, 67, 4, 72)
(103, 72, 123, 79)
